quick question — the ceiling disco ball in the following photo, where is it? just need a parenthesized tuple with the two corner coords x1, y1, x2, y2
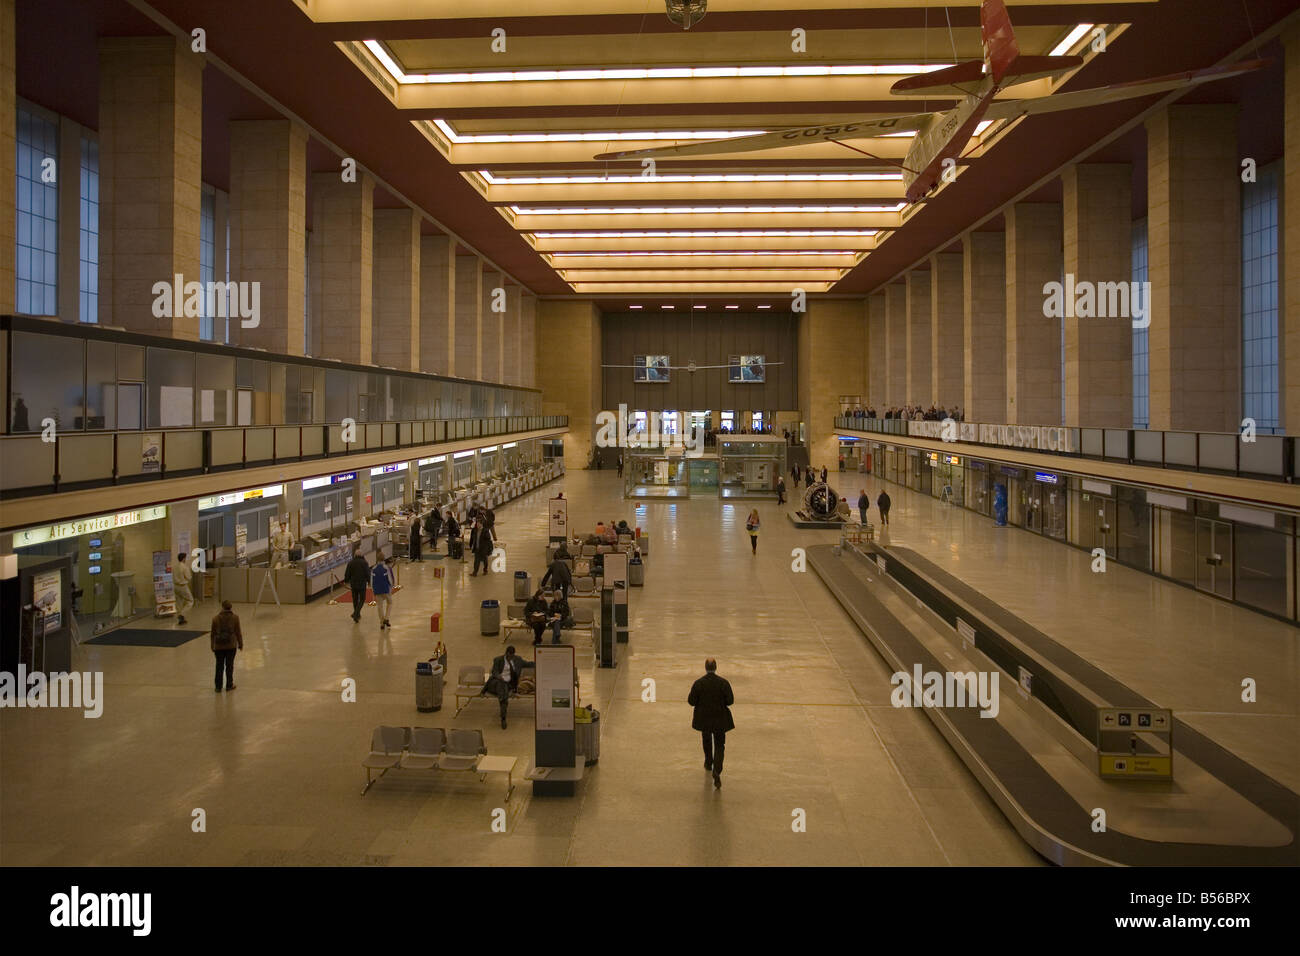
(665, 0, 707, 30)
(803, 482, 840, 520)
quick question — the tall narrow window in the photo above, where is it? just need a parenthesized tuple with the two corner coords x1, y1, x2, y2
(78, 135, 99, 323)
(15, 104, 59, 315)
(1242, 162, 1279, 433)
(1131, 218, 1149, 429)
(199, 185, 216, 341)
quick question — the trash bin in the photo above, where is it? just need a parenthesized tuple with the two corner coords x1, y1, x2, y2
(628, 554, 644, 587)
(480, 599, 500, 635)
(575, 707, 600, 766)
(514, 570, 531, 601)
(416, 660, 445, 712)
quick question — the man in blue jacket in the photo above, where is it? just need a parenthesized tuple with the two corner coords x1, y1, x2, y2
(372, 552, 395, 629)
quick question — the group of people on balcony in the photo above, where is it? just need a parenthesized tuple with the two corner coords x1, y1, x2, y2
(847, 404, 964, 422)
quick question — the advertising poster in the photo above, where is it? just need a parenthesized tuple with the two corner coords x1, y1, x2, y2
(534, 645, 575, 731)
(31, 568, 62, 634)
(235, 524, 248, 564)
(548, 496, 567, 541)
(141, 433, 162, 473)
(152, 550, 176, 616)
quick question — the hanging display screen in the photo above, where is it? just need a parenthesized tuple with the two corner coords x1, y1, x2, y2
(728, 355, 766, 383)
(634, 355, 670, 382)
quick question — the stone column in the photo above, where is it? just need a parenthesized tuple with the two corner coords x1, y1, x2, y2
(1005, 202, 1063, 425)
(418, 234, 455, 375)
(1062, 163, 1133, 427)
(57, 116, 84, 322)
(1281, 25, 1300, 431)
(372, 206, 421, 371)
(455, 253, 482, 380)
(98, 37, 204, 337)
(537, 300, 600, 469)
(503, 285, 522, 386)
(0, 0, 13, 313)
(867, 291, 886, 409)
(1146, 105, 1241, 432)
(521, 294, 537, 388)
(885, 283, 907, 407)
(930, 252, 964, 409)
(964, 230, 1006, 422)
(482, 268, 504, 384)
(800, 300, 866, 467)
(906, 270, 932, 406)
(229, 119, 307, 354)
(309, 170, 373, 364)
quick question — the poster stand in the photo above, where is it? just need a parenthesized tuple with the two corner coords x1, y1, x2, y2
(531, 644, 579, 796)
(548, 496, 568, 544)
(251, 567, 282, 617)
(603, 551, 629, 643)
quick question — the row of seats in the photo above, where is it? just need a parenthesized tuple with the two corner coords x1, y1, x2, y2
(361, 725, 489, 794)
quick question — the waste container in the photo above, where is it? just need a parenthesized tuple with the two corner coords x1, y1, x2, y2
(514, 570, 531, 601)
(416, 660, 445, 712)
(628, 554, 644, 587)
(480, 599, 500, 635)
(575, 707, 600, 765)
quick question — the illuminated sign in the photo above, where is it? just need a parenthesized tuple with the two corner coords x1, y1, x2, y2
(502, 443, 517, 449)
(453, 451, 475, 459)
(943, 455, 961, 465)
(15, 506, 169, 546)
(305, 471, 358, 490)
(480, 445, 498, 453)
(417, 456, 447, 466)
(369, 462, 408, 476)
(1034, 471, 1059, 484)
(198, 484, 284, 511)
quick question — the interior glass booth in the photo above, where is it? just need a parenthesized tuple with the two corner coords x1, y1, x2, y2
(717, 436, 787, 500)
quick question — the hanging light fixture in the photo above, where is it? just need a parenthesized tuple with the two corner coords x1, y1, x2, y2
(665, 0, 707, 30)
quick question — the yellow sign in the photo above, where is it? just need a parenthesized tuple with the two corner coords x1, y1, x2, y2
(15, 506, 169, 547)
(1099, 754, 1172, 778)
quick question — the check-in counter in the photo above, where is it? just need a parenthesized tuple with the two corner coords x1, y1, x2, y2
(274, 567, 307, 603)
(219, 566, 248, 603)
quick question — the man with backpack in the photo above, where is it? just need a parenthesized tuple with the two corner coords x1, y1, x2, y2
(343, 547, 370, 623)
(372, 552, 395, 628)
(210, 600, 244, 692)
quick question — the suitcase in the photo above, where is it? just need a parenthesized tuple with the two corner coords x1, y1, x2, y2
(449, 537, 464, 560)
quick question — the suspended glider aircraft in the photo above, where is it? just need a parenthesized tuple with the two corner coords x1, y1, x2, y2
(595, 0, 1264, 204)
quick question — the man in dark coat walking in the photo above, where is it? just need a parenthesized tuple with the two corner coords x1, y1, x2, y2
(688, 658, 735, 789)
(343, 548, 370, 622)
(424, 509, 442, 552)
(877, 489, 892, 526)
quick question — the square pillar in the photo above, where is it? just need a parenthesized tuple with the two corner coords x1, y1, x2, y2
(309, 170, 373, 364)
(906, 270, 932, 405)
(930, 252, 964, 409)
(964, 231, 1006, 422)
(1282, 25, 1300, 431)
(885, 283, 907, 407)
(1063, 163, 1133, 427)
(1006, 202, 1063, 424)
(482, 268, 505, 385)
(373, 207, 421, 371)
(229, 119, 308, 354)
(504, 285, 521, 386)
(98, 37, 204, 337)
(537, 300, 599, 469)
(455, 252, 482, 380)
(0, 0, 13, 313)
(521, 294, 537, 388)
(57, 115, 84, 322)
(1146, 105, 1241, 432)
(800, 300, 866, 466)
(867, 291, 886, 409)
(418, 234, 455, 375)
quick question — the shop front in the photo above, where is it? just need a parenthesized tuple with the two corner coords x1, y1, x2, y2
(1027, 470, 1068, 540)
(966, 459, 990, 515)
(12, 505, 170, 634)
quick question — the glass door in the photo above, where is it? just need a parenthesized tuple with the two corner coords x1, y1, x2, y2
(1195, 518, 1233, 599)
(1092, 497, 1116, 557)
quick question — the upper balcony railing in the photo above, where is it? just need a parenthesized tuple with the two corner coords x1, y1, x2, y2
(1, 415, 569, 501)
(833, 416, 1293, 484)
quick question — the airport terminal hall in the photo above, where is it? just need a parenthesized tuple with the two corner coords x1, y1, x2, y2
(2, 0, 1300, 927)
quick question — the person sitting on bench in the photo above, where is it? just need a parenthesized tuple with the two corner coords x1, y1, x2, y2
(547, 593, 572, 643)
(480, 646, 529, 729)
(524, 588, 551, 645)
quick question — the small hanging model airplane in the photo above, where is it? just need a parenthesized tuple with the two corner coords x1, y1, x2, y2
(595, 0, 1264, 204)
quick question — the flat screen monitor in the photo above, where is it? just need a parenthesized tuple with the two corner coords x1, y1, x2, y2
(729, 355, 766, 383)
(634, 355, 670, 382)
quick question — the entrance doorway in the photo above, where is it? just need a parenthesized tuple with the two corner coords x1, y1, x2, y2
(1195, 518, 1233, 600)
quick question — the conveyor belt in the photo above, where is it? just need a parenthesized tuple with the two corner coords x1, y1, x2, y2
(808, 543, 1299, 866)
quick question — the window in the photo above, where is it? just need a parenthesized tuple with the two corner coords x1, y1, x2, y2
(720, 411, 734, 432)
(79, 136, 99, 324)
(1241, 163, 1279, 433)
(16, 104, 59, 315)
(1131, 219, 1149, 429)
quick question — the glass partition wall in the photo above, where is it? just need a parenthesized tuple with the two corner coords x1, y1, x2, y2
(3, 318, 543, 434)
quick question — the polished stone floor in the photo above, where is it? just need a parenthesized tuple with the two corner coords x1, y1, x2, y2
(2, 468, 1050, 867)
